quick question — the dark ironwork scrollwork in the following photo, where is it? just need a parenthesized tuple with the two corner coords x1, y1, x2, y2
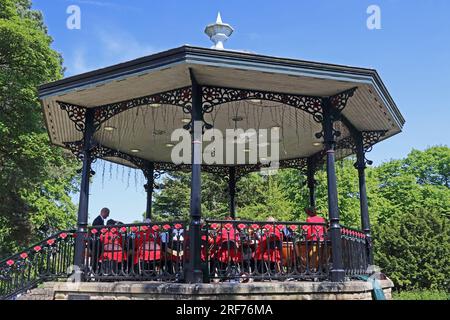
(57, 101, 87, 132)
(94, 86, 192, 128)
(278, 157, 308, 171)
(57, 87, 193, 132)
(335, 136, 356, 153)
(329, 87, 357, 112)
(336, 130, 387, 154)
(202, 86, 324, 123)
(63, 140, 84, 160)
(361, 130, 387, 153)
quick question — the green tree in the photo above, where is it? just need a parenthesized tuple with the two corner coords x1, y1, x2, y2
(153, 172, 191, 221)
(373, 209, 450, 291)
(375, 147, 450, 223)
(238, 174, 295, 221)
(0, 0, 79, 258)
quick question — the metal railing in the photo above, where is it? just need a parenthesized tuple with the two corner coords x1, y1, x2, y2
(85, 222, 187, 282)
(0, 220, 370, 298)
(202, 220, 332, 282)
(0, 230, 76, 300)
(341, 226, 369, 276)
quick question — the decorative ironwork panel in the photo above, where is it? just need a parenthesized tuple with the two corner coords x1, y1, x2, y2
(57, 87, 192, 132)
(93, 86, 192, 128)
(202, 86, 324, 123)
(362, 130, 387, 152)
(279, 157, 308, 171)
(154, 162, 192, 173)
(329, 87, 357, 112)
(335, 136, 356, 153)
(57, 101, 87, 132)
(63, 140, 84, 160)
(335, 130, 387, 153)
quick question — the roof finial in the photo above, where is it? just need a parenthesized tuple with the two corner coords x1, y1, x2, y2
(205, 12, 234, 50)
(216, 12, 223, 24)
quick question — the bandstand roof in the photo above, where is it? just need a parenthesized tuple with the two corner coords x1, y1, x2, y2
(38, 45, 404, 173)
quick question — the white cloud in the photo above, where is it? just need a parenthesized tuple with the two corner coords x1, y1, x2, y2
(96, 29, 157, 63)
(65, 29, 159, 76)
(70, 47, 90, 74)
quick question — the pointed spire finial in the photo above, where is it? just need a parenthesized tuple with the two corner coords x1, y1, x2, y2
(205, 12, 234, 50)
(216, 12, 223, 24)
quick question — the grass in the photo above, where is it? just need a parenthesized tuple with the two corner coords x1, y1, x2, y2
(393, 290, 449, 300)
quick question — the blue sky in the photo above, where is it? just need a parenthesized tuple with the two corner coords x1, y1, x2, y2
(32, 0, 450, 223)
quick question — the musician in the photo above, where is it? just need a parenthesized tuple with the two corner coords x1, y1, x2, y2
(98, 219, 126, 274)
(134, 219, 162, 270)
(302, 207, 327, 241)
(92, 207, 110, 226)
(254, 217, 282, 275)
(207, 219, 242, 280)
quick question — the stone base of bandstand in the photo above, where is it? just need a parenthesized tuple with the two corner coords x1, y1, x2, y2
(17, 279, 393, 300)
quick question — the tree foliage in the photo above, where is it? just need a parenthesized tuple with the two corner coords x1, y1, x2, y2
(373, 209, 449, 291)
(0, 0, 79, 258)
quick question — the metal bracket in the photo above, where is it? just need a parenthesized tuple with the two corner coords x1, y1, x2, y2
(57, 102, 88, 132)
(328, 87, 357, 113)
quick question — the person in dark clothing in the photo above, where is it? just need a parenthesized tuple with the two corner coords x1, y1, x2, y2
(92, 207, 110, 226)
(90, 208, 110, 274)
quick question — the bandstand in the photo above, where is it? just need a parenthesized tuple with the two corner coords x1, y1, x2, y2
(0, 15, 404, 299)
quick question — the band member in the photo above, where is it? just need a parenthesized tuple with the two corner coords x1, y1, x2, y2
(302, 207, 327, 241)
(254, 217, 283, 274)
(92, 207, 110, 226)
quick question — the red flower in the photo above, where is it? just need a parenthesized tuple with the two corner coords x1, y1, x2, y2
(46, 239, 55, 246)
(59, 233, 68, 239)
(237, 223, 247, 230)
(263, 224, 273, 231)
(130, 226, 138, 232)
(290, 225, 298, 231)
(91, 229, 99, 234)
(224, 223, 233, 230)
(250, 224, 260, 230)
(210, 223, 219, 230)
(120, 227, 127, 233)
(174, 224, 182, 230)
(163, 224, 171, 231)
(110, 228, 117, 233)
(141, 225, 149, 231)
(152, 225, 160, 232)
(6, 260, 14, 267)
(20, 253, 28, 259)
(34, 246, 42, 252)
(276, 224, 284, 231)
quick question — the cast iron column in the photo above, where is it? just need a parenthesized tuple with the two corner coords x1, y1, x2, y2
(354, 132, 373, 265)
(322, 99, 345, 282)
(186, 71, 203, 283)
(74, 108, 95, 276)
(306, 157, 316, 208)
(229, 167, 236, 219)
(144, 162, 154, 220)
